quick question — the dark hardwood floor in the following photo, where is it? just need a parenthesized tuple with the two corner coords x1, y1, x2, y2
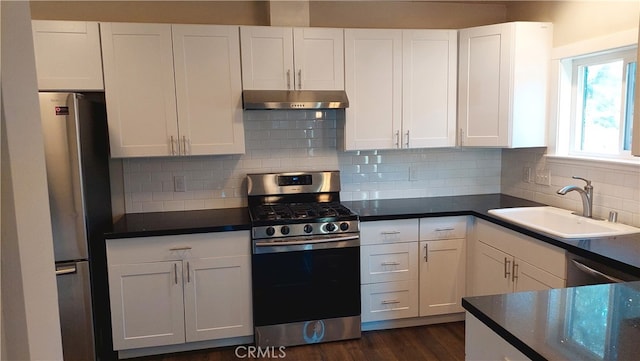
(132, 322, 465, 361)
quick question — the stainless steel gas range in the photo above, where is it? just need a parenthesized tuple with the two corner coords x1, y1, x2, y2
(247, 171, 361, 347)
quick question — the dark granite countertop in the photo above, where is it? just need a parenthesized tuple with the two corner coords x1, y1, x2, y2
(463, 282, 640, 361)
(105, 207, 251, 239)
(105, 193, 640, 275)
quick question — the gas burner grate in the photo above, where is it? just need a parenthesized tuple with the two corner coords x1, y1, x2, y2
(250, 202, 355, 222)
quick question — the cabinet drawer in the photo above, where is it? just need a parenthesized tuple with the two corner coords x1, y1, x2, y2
(107, 231, 251, 265)
(361, 280, 419, 322)
(419, 216, 467, 240)
(361, 219, 419, 246)
(361, 243, 418, 284)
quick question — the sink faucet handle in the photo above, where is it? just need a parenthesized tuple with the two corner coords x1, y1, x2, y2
(572, 176, 592, 187)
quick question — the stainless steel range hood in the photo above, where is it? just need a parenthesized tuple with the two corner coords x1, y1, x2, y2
(242, 90, 349, 110)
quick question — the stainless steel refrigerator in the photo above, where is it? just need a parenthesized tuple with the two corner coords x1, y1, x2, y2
(40, 92, 113, 361)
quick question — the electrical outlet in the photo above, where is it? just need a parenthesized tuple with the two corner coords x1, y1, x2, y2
(174, 175, 186, 192)
(523, 167, 532, 183)
(409, 166, 418, 181)
(534, 169, 551, 186)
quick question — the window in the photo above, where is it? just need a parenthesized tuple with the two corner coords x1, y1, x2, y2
(567, 48, 636, 160)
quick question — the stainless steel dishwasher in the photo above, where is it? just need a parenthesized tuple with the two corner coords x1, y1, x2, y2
(566, 252, 640, 286)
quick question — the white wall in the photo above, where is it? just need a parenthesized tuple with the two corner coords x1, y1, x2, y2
(0, 1, 63, 359)
(123, 110, 502, 212)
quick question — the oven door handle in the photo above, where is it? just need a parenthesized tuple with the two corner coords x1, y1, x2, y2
(255, 235, 360, 247)
(571, 259, 625, 283)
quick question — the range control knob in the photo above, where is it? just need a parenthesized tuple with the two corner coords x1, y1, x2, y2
(339, 222, 350, 231)
(304, 224, 314, 233)
(280, 225, 290, 235)
(266, 227, 275, 236)
(325, 223, 336, 232)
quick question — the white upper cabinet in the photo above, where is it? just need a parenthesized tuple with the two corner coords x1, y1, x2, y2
(344, 29, 457, 151)
(172, 25, 245, 156)
(458, 22, 552, 148)
(240, 26, 344, 90)
(101, 23, 178, 157)
(403, 30, 458, 148)
(32, 20, 104, 91)
(101, 23, 244, 158)
(344, 29, 403, 150)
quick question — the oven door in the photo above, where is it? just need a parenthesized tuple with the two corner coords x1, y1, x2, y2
(252, 243, 361, 327)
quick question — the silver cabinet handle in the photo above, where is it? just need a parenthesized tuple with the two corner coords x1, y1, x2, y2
(424, 243, 429, 262)
(504, 258, 511, 279)
(170, 136, 177, 155)
(512, 262, 519, 282)
(571, 259, 624, 283)
(395, 130, 400, 148)
(187, 262, 191, 283)
(287, 69, 291, 90)
(381, 299, 400, 305)
(298, 69, 302, 89)
(182, 136, 189, 155)
(405, 130, 410, 148)
(380, 231, 401, 235)
(435, 228, 455, 232)
(459, 128, 464, 146)
(174, 263, 178, 285)
(169, 246, 192, 251)
(55, 264, 77, 275)
(381, 261, 400, 266)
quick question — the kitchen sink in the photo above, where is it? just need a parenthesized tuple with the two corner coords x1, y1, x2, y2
(488, 206, 640, 239)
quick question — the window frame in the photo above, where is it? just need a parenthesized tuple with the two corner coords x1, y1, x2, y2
(567, 47, 637, 160)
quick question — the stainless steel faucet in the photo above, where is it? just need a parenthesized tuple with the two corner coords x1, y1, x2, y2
(557, 176, 594, 218)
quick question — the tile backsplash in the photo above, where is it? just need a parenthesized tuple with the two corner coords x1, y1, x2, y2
(123, 110, 501, 213)
(123, 110, 639, 228)
(502, 148, 640, 227)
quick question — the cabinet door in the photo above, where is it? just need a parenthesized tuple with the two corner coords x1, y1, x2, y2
(402, 30, 457, 148)
(471, 241, 512, 297)
(513, 258, 565, 293)
(32, 20, 104, 91)
(101, 23, 179, 157)
(183, 255, 252, 342)
(419, 239, 465, 316)
(458, 23, 511, 147)
(293, 28, 344, 90)
(172, 25, 245, 156)
(108, 261, 185, 350)
(240, 26, 294, 90)
(361, 242, 418, 284)
(344, 29, 402, 150)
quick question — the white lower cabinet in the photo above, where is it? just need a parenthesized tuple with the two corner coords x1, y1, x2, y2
(419, 217, 467, 317)
(360, 219, 420, 322)
(469, 219, 566, 297)
(419, 238, 466, 316)
(108, 261, 186, 349)
(360, 217, 468, 324)
(107, 231, 252, 351)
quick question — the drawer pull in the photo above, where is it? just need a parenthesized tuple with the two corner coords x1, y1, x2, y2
(424, 244, 428, 262)
(169, 246, 192, 251)
(381, 299, 400, 305)
(380, 231, 401, 235)
(504, 258, 511, 279)
(435, 227, 455, 232)
(381, 261, 400, 266)
(174, 263, 178, 285)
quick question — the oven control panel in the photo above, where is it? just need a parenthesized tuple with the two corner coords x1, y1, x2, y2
(253, 220, 360, 239)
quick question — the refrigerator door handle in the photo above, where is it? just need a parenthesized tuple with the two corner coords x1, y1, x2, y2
(56, 264, 78, 275)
